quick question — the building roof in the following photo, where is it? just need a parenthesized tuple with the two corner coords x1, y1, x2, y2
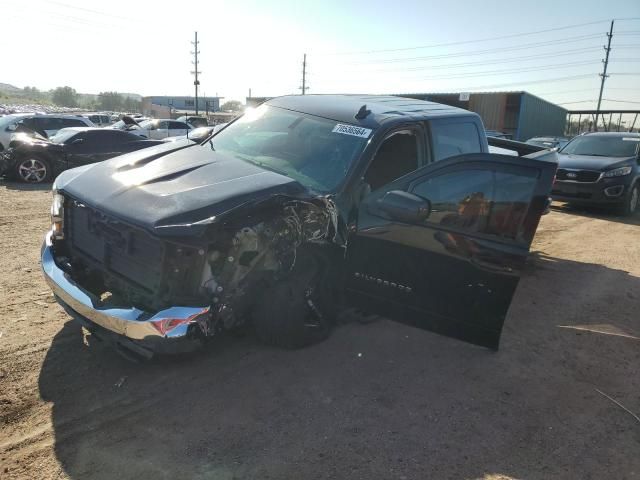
(266, 94, 475, 129)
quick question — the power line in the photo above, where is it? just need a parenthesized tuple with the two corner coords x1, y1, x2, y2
(406, 60, 598, 81)
(315, 60, 599, 83)
(36, 0, 131, 21)
(429, 74, 597, 91)
(326, 47, 602, 74)
(558, 100, 598, 105)
(318, 20, 610, 56)
(339, 34, 603, 66)
(603, 99, 640, 104)
(536, 87, 640, 96)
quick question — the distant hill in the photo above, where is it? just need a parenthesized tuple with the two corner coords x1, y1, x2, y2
(0, 83, 21, 93)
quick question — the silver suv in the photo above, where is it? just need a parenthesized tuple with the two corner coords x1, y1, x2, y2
(0, 114, 95, 150)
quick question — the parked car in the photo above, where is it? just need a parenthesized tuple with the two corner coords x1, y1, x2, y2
(0, 114, 94, 151)
(81, 113, 113, 127)
(129, 119, 192, 139)
(485, 130, 512, 139)
(526, 136, 570, 150)
(42, 95, 557, 359)
(0, 127, 163, 183)
(177, 115, 209, 128)
(162, 124, 227, 143)
(551, 132, 640, 215)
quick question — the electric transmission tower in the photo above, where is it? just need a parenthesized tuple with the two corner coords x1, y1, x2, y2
(191, 32, 201, 115)
(595, 20, 614, 131)
(300, 53, 309, 95)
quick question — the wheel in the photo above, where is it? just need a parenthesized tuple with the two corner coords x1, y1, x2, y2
(618, 183, 639, 216)
(15, 157, 52, 183)
(252, 250, 335, 349)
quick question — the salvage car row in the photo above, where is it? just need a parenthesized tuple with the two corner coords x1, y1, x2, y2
(0, 113, 219, 183)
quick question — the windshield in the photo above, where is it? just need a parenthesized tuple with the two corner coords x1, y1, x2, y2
(560, 135, 640, 157)
(208, 105, 370, 192)
(527, 139, 557, 147)
(0, 115, 27, 128)
(49, 129, 79, 144)
(139, 120, 154, 129)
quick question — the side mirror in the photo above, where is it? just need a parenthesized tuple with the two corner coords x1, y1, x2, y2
(375, 190, 431, 223)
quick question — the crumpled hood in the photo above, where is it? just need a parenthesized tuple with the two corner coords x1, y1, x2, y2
(556, 153, 636, 171)
(55, 142, 308, 237)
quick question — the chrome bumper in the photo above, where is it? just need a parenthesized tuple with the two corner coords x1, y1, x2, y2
(41, 232, 210, 355)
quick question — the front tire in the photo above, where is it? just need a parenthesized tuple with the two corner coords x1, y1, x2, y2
(619, 183, 639, 216)
(15, 157, 52, 184)
(252, 250, 334, 349)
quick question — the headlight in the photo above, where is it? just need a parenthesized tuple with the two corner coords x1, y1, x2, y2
(51, 189, 65, 239)
(603, 166, 633, 178)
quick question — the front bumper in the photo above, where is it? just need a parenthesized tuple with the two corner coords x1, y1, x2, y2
(551, 178, 630, 205)
(41, 232, 211, 357)
(0, 149, 15, 177)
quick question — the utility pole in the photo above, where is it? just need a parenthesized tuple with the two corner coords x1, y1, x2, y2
(595, 20, 614, 131)
(300, 53, 308, 95)
(191, 31, 201, 115)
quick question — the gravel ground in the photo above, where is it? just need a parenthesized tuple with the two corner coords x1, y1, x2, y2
(0, 180, 638, 480)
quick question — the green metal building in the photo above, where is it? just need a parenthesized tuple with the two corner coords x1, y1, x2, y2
(395, 91, 567, 141)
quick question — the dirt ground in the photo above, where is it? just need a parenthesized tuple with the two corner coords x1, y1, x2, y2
(0, 180, 638, 480)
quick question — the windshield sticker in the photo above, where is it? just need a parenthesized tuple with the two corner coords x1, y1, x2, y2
(622, 137, 640, 141)
(332, 124, 372, 138)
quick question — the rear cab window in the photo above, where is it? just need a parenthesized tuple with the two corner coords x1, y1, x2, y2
(429, 118, 484, 162)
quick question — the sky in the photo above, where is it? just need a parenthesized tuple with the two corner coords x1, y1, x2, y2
(3, 0, 640, 111)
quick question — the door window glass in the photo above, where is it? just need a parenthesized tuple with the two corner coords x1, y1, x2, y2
(412, 169, 493, 232)
(169, 121, 187, 130)
(36, 117, 62, 131)
(60, 118, 88, 128)
(364, 130, 420, 191)
(486, 171, 537, 239)
(431, 122, 482, 161)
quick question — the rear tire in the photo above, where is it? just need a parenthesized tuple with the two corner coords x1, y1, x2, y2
(252, 249, 334, 349)
(618, 183, 639, 216)
(15, 156, 52, 184)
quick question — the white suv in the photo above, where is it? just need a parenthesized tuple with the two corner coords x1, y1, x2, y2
(0, 114, 95, 150)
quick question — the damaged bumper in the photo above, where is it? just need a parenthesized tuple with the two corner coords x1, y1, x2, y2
(41, 232, 210, 357)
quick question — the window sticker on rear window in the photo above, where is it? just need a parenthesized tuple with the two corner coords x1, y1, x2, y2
(622, 137, 640, 141)
(332, 123, 372, 138)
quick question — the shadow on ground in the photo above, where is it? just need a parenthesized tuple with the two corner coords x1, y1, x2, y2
(38, 254, 640, 480)
(0, 179, 52, 192)
(551, 201, 640, 226)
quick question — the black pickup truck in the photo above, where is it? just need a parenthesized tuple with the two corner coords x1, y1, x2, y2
(41, 95, 557, 359)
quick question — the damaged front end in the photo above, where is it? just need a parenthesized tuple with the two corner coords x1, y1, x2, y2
(42, 189, 342, 358)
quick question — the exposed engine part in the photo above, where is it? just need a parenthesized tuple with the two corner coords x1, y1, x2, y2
(197, 200, 338, 335)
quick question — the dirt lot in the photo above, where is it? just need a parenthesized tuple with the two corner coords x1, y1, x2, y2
(0, 180, 638, 480)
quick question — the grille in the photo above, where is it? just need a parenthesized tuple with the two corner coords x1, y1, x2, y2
(66, 200, 165, 293)
(556, 169, 601, 182)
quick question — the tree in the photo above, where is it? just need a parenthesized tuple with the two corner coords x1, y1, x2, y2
(22, 86, 42, 101)
(98, 91, 123, 111)
(122, 96, 141, 113)
(221, 100, 243, 112)
(51, 86, 78, 107)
